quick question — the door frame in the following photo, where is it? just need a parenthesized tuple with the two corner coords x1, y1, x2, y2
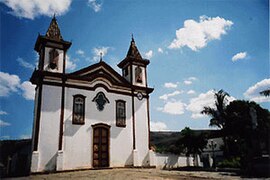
(91, 123, 110, 168)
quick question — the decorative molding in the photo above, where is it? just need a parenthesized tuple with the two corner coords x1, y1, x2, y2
(92, 92, 110, 111)
(91, 123, 111, 128)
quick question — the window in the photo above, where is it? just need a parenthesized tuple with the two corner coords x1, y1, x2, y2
(73, 94, 85, 124)
(135, 66, 142, 83)
(116, 100, 126, 127)
(49, 49, 59, 70)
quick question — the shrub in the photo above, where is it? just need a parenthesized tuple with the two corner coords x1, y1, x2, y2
(217, 157, 241, 168)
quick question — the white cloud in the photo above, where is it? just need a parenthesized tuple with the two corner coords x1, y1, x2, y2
(186, 90, 235, 119)
(0, 71, 21, 97)
(16, 57, 35, 70)
(145, 50, 153, 59)
(187, 90, 196, 95)
(20, 134, 31, 139)
(0, 120, 11, 127)
(158, 48, 163, 53)
(0, 71, 36, 100)
(164, 82, 178, 88)
(169, 16, 233, 51)
(232, 52, 247, 62)
(150, 121, 168, 131)
(0, 136, 10, 140)
(88, 0, 102, 12)
(76, 49, 85, 57)
(184, 80, 192, 85)
(0, 111, 7, 115)
(34, 52, 39, 68)
(159, 90, 183, 101)
(158, 100, 186, 115)
(188, 77, 197, 81)
(186, 90, 216, 119)
(244, 78, 270, 103)
(184, 77, 197, 85)
(92, 47, 109, 62)
(66, 55, 77, 71)
(1, 0, 72, 19)
(20, 81, 35, 100)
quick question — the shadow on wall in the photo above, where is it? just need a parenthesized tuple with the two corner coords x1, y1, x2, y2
(125, 152, 133, 166)
(142, 152, 150, 166)
(110, 126, 124, 139)
(41, 88, 62, 113)
(64, 114, 82, 137)
(163, 155, 178, 170)
(44, 153, 57, 172)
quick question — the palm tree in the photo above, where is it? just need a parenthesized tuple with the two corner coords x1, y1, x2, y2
(201, 89, 230, 156)
(178, 127, 207, 166)
(201, 89, 230, 129)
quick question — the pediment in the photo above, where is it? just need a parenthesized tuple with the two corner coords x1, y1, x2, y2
(68, 61, 130, 87)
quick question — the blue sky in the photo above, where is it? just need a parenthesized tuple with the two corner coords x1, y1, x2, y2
(0, 0, 269, 139)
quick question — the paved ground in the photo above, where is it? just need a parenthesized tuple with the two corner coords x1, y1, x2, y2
(7, 168, 244, 180)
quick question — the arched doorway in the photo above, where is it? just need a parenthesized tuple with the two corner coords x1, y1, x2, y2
(92, 123, 110, 168)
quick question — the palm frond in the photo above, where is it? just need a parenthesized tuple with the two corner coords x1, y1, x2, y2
(260, 89, 270, 97)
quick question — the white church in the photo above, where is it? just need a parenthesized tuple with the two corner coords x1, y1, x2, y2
(30, 17, 154, 172)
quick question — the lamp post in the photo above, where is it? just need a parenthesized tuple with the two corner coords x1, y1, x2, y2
(209, 140, 217, 168)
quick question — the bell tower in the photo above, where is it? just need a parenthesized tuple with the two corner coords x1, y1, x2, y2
(34, 16, 71, 74)
(118, 36, 150, 87)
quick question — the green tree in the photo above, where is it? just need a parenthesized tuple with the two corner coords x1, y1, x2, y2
(177, 127, 208, 166)
(201, 89, 230, 156)
(201, 89, 230, 129)
(225, 100, 270, 160)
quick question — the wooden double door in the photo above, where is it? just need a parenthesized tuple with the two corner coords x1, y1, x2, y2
(92, 125, 110, 168)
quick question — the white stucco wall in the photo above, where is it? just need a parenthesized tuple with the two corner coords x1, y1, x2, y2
(33, 80, 151, 172)
(62, 85, 134, 170)
(154, 153, 193, 169)
(37, 85, 62, 171)
(44, 47, 64, 73)
(134, 97, 149, 166)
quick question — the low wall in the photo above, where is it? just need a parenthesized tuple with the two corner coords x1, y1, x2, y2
(154, 153, 193, 169)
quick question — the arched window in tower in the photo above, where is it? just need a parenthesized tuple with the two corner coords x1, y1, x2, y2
(49, 49, 59, 70)
(73, 94, 86, 124)
(116, 100, 126, 127)
(135, 66, 142, 83)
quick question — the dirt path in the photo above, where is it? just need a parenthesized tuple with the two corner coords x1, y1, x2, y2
(7, 168, 242, 180)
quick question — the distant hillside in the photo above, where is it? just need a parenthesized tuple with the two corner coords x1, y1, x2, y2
(150, 130, 222, 154)
(150, 131, 180, 147)
(150, 131, 182, 154)
(0, 139, 32, 177)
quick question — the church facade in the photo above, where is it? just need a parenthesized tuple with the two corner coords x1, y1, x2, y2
(30, 17, 154, 172)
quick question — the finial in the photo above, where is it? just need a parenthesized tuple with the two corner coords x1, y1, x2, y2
(53, 13, 56, 20)
(100, 52, 103, 62)
(131, 33, 135, 43)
